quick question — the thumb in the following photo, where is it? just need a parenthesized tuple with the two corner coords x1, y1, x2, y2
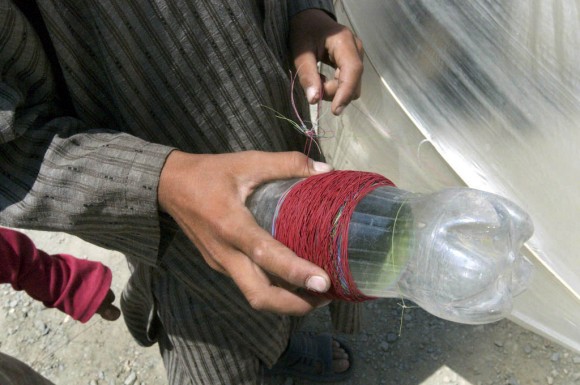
(244, 151, 333, 183)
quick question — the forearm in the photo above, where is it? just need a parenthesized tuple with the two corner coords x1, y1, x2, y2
(0, 3, 175, 264)
(0, 122, 174, 264)
(0, 227, 112, 322)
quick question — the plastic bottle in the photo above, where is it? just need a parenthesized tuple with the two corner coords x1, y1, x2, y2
(247, 178, 534, 324)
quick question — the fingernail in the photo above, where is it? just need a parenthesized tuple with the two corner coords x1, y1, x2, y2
(306, 87, 319, 104)
(306, 275, 329, 292)
(312, 161, 333, 173)
(334, 105, 345, 115)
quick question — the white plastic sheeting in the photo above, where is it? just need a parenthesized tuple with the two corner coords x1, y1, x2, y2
(320, 0, 580, 353)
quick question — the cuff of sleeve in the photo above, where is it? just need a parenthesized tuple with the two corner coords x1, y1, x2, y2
(287, 0, 336, 20)
(49, 253, 113, 323)
(123, 142, 175, 266)
(76, 262, 113, 323)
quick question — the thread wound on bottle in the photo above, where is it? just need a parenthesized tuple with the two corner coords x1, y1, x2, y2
(273, 170, 395, 301)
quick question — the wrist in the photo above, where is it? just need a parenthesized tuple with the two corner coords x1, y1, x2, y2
(290, 8, 335, 30)
(287, 1, 335, 21)
(158, 149, 184, 214)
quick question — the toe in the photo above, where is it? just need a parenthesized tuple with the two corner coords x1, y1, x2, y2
(331, 340, 350, 373)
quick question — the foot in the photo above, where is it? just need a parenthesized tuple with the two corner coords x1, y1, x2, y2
(266, 332, 353, 382)
(331, 339, 350, 373)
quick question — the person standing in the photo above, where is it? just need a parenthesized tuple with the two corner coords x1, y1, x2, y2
(0, 1, 364, 383)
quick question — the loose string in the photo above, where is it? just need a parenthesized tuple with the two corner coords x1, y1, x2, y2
(273, 170, 395, 301)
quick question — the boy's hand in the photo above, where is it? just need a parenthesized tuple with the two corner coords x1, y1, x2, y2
(96, 290, 121, 321)
(290, 9, 364, 115)
(158, 150, 333, 315)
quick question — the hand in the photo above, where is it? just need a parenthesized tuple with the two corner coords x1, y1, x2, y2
(290, 9, 364, 115)
(96, 289, 121, 321)
(158, 150, 334, 316)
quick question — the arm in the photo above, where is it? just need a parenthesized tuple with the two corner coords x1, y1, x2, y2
(0, 227, 119, 322)
(0, 3, 174, 264)
(1, 3, 332, 316)
(2, 1, 365, 318)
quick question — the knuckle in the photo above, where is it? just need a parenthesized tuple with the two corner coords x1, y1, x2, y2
(246, 293, 267, 311)
(337, 25, 354, 38)
(251, 238, 272, 263)
(335, 28, 358, 48)
(288, 151, 309, 173)
(290, 150, 307, 163)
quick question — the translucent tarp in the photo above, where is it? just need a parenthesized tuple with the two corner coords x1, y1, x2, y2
(320, 0, 580, 353)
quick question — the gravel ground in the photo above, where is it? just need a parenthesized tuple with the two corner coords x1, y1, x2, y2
(1, 230, 579, 385)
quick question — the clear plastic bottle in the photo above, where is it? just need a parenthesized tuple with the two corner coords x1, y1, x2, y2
(247, 178, 534, 324)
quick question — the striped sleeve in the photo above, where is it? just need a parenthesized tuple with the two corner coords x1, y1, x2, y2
(0, 3, 174, 265)
(287, 0, 335, 19)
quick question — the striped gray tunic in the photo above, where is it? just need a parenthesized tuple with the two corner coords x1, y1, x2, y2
(0, 1, 360, 383)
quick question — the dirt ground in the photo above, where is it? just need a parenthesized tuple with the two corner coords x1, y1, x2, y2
(1, 230, 579, 385)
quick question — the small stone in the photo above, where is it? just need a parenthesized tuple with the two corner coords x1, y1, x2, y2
(551, 352, 560, 362)
(573, 356, 580, 364)
(380, 342, 389, 351)
(124, 372, 137, 385)
(386, 333, 398, 343)
(494, 340, 504, 347)
(34, 320, 49, 335)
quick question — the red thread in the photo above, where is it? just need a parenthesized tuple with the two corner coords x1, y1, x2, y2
(273, 170, 395, 301)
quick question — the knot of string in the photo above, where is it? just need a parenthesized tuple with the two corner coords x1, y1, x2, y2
(273, 170, 395, 301)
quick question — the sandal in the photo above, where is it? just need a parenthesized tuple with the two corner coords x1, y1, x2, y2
(265, 331, 354, 383)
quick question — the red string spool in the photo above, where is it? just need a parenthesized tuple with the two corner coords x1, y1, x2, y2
(273, 170, 395, 301)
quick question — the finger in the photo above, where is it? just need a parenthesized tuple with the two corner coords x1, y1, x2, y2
(103, 289, 116, 304)
(294, 51, 323, 104)
(224, 248, 330, 315)
(328, 36, 364, 115)
(321, 74, 339, 101)
(96, 290, 121, 321)
(98, 304, 121, 321)
(182, 227, 229, 275)
(227, 209, 330, 293)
